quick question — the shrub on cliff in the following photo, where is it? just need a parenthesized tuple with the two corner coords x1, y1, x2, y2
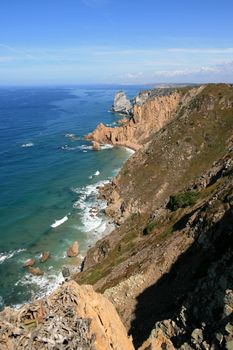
(168, 191, 198, 211)
(143, 220, 156, 235)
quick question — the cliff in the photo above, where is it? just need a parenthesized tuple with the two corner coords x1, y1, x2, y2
(76, 84, 233, 349)
(0, 281, 134, 350)
(85, 86, 204, 150)
(2, 84, 233, 350)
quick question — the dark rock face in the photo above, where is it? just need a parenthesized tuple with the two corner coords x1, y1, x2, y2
(131, 162, 233, 349)
(62, 266, 70, 278)
(112, 91, 132, 115)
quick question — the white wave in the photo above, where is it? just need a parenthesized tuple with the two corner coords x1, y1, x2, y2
(71, 180, 110, 234)
(79, 144, 92, 151)
(80, 144, 113, 152)
(65, 133, 76, 139)
(0, 295, 4, 309)
(94, 170, 100, 176)
(0, 248, 26, 264)
(100, 144, 113, 150)
(15, 269, 65, 300)
(51, 215, 68, 228)
(21, 142, 34, 148)
(124, 147, 135, 155)
(112, 167, 121, 176)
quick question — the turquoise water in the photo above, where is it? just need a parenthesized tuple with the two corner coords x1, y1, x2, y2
(0, 85, 142, 308)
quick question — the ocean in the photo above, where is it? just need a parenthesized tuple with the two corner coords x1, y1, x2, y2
(0, 85, 145, 309)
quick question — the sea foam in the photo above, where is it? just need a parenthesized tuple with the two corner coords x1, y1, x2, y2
(0, 248, 26, 264)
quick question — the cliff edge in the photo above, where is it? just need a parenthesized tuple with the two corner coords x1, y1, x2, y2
(0, 280, 134, 350)
(85, 86, 204, 151)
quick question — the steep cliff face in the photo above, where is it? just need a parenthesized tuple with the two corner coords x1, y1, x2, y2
(0, 281, 134, 350)
(76, 84, 233, 349)
(97, 84, 233, 223)
(86, 87, 204, 150)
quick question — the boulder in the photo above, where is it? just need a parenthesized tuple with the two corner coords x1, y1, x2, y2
(67, 241, 79, 257)
(40, 251, 50, 263)
(112, 91, 132, 115)
(23, 258, 35, 268)
(28, 267, 44, 276)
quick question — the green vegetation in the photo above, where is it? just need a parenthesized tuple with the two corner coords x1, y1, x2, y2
(143, 220, 156, 235)
(159, 226, 174, 239)
(168, 191, 198, 211)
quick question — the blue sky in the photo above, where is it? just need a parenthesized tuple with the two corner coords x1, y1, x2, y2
(0, 0, 233, 85)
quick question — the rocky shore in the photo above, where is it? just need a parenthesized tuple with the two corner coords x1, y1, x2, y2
(1, 83, 233, 349)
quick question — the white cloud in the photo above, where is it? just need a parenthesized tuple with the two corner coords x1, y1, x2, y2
(151, 61, 233, 83)
(124, 72, 144, 79)
(154, 66, 220, 77)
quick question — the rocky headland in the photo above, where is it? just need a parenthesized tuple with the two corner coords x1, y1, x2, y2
(1, 83, 233, 349)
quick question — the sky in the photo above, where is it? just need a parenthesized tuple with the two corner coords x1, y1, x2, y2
(0, 0, 233, 85)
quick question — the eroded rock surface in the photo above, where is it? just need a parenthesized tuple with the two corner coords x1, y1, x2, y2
(0, 281, 134, 350)
(112, 91, 132, 115)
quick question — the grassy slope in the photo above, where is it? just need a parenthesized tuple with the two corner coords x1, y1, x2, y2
(75, 84, 233, 291)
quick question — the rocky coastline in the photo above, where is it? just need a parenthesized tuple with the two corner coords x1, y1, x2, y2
(1, 83, 233, 350)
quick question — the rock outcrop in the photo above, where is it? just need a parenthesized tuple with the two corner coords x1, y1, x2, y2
(40, 251, 49, 263)
(67, 241, 79, 257)
(86, 86, 204, 151)
(0, 281, 134, 350)
(112, 91, 132, 115)
(28, 267, 44, 276)
(23, 258, 35, 268)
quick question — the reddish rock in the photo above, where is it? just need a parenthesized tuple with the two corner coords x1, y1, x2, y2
(40, 251, 50, 263)
(23, 258, 35, 268)
(67, 241, 79, 257)
(28, 267, 44, 276)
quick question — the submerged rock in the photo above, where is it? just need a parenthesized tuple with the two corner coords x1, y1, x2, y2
(39, 251, 50, 263)
(67, 241, 79, 257)
(23, 258, 35, 268)
(28, 267, 44, 276)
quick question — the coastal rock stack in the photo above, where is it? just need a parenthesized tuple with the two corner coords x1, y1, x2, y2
(67, 241, 79, 257)
(111, 91, 132, 115)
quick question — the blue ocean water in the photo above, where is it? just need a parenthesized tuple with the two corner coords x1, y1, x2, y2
(0, 85, 143, 308)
